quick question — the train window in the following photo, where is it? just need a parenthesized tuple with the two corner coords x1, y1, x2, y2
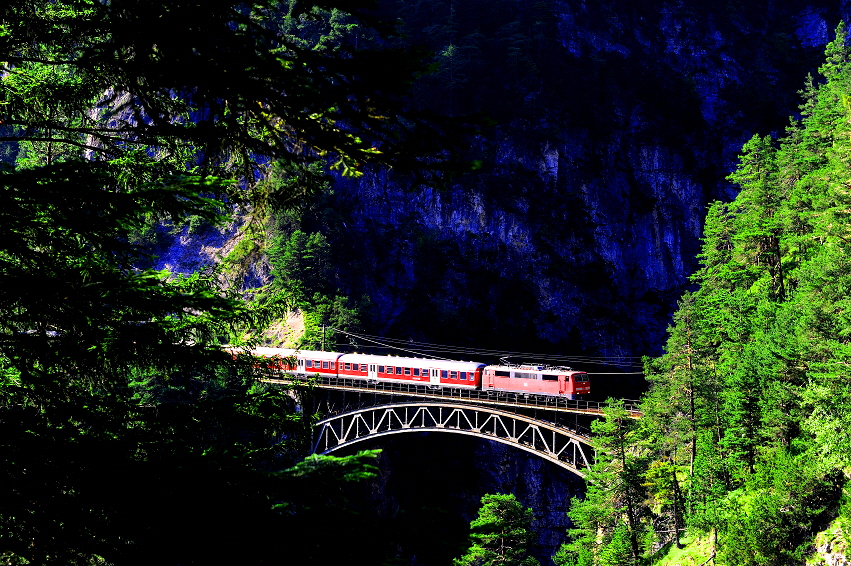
(512, 371, 525, 379)
(360, 364, 368, 371)
(306, 360, 313, 368)
(404, 367, 411, 375)
(396, 366, 403, 375)
(441, 370, 448, 379)
(422, 368, 428, 376)
(413, 368, 420, 376)
(542, 374, 559, 381)
(575, 373, 589, 382)
(459, 372, 467, 380)
(495, 370, 510, 377)
(386, 366, 394, 374)
(344, 363, 351, 370)
(322, 361, 329, 369)
(378, 365, 385, 373)
(449, 371, 457, 379)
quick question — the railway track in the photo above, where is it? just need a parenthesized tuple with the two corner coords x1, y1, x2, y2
(263, 374, 642, 418)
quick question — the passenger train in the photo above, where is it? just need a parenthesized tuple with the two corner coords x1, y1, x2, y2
(249, 347, 591, 399)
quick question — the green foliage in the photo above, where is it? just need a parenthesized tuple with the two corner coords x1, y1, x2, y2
(561, 26, 851, 563)
(265, 220, 366, 349)
(621, 21, 851, 566)
(455, 493, 541, 566)
(716, 447, 839, 565)
(269, 229, 333, 299)
(556, 400, 647, 566)
(0, 0, 436, 562)
(300, 292, 365, 349)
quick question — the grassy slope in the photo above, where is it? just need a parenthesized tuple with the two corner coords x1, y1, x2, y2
(648, 534, 715, 566)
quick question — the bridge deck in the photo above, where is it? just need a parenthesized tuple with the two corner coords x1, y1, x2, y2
(263, 374, 642, 418)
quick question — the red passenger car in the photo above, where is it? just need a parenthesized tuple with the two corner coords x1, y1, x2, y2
(247, 348, 588, 398)
(252, 348, 343, 377)
(337, 354, 484, 389)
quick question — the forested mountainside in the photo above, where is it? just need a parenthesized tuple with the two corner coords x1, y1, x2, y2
(556, 24, 851, 565)
(0, 2, 443, 564)
(145, 0, 851, 363)
(8, 1, 851, 565)
(232, 0, 849, 360)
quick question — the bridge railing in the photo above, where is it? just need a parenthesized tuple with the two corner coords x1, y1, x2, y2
(266, 373, 642, 416)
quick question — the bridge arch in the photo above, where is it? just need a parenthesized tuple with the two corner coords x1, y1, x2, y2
(311, 402, 594, 478)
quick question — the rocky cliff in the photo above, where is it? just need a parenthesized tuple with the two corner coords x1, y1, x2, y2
(150, 1, 850, 367)
(299, 0, 851, 366)
(144, 5, 851, 562)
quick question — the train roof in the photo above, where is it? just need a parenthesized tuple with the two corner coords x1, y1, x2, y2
(248, 348, 486, 369)
(486, 364, 586, 374)
(339, 353, 485, 370)
(251, 348, 341, 359)
(246, 349, 584, 374)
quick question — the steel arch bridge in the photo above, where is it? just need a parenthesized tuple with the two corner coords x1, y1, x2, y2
(311, 402, 595, 478)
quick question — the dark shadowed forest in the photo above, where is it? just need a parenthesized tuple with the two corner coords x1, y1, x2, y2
(4, 1, 851, 565)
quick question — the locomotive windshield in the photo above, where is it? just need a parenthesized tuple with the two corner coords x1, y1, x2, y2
(574, 373, 589, 382)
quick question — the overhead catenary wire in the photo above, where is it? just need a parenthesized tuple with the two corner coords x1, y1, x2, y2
(325, 344, 645, 372)
(336, 330, 644, 364)
(331, 335, 644, 368)
(330, 333, 458, 361)
(331, 328, 644, 364)
(328, 328, 646, 371)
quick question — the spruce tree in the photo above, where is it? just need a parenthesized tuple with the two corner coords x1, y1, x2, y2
(637, 21, 851, 564)
(556, 399, 646, 566)
(0, 1, 437, 563)
(456, 493, 541, 566)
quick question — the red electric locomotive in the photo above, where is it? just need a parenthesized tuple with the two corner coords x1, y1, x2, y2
(248, 347, 589, 399)
(481, 363, 590, 399)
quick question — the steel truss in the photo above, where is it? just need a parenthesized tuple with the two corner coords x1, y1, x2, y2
(311, 402, 594, 477)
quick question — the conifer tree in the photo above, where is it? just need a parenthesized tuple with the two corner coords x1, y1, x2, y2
(556, 399, 647, 566)
(637, 21, 851, 564)
(0, 1, 438, 563)
(456, 493, 541, 566)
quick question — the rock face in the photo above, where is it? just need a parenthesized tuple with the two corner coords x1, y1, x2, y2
(305, 0, 851, 366)
(812, 520, 851, 566)
(146, 2, 851, 560)
(286, 6, 851, 559)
